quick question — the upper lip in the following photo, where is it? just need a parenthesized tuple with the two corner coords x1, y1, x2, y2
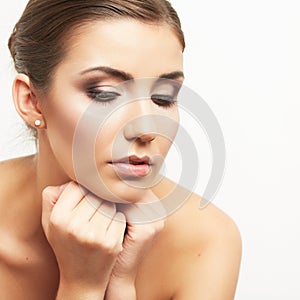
(111, 155, 152, 165)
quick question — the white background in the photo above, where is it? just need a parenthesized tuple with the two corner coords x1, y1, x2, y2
(1, 1, 300, 299)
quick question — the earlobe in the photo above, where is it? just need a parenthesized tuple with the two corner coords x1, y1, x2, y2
(12, 74, 46, 129)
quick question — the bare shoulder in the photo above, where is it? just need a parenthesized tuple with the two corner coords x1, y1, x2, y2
(152, 177, 242, 250)
(149, 178, 242, 300)
(0, 155, 36, 217)
(172, 192, 242, 248)
(166, 189, 242, 300)
(0, 154, 35, 183)
(0, 157, 19, 200)
(0, 154, 35, 171)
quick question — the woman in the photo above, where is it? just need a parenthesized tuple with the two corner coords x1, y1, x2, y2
(0, 0, 241, 299)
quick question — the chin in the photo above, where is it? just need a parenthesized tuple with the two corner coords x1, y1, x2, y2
(104, 179, 152, 204)
(72, 161, 162, 204)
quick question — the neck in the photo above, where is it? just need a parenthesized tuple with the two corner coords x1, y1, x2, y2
(36, 135, 70, 195)
(27, 133, 70, 239)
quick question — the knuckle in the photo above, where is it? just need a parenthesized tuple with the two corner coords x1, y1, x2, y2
(102, 238, 122, 255)
(67, 181, 86, 196)
(42, 186, 51, 198)
(68, 181, 78, 189)
(143, 226, 157, 238)
(155, 220, 165, 232)
(137, 222, 165, 241)
(48, 213, 63, 230)
(145, 226, 156, 237)
(65, 219, 82, 239)
(83, 230, 98, 245)
(65, 223, 99, 248)
(42, 186, 57, 202)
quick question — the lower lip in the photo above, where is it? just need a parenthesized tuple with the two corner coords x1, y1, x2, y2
(110, 163, 151, 177)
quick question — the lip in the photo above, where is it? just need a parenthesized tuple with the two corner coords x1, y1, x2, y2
(109, 155, 153, 178)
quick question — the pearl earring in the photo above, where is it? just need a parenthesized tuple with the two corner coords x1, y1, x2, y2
(34, 120, 41, 127)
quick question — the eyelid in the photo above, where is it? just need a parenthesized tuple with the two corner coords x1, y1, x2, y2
(151, 94, 178, 108)
(86, 85, 122, 104)
(151, 94, 176, 101)
(150, 79, 182, 96)
(87, 84, 120, 91)
(79, 74, 125, 91)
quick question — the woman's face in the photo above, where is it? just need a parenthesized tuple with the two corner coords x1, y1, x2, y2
(40, 19, 184, 203)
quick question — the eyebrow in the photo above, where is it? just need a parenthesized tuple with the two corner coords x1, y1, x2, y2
(158, 71, 185, 80)
(79, 66, 184, 81)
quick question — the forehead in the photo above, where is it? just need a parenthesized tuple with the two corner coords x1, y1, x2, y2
(59, 19, 183, 78)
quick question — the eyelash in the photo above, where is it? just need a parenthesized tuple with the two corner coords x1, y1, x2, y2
(87, 89, 121, 104)
(87, 89, 177, 108)
(151, 94, 177, 108)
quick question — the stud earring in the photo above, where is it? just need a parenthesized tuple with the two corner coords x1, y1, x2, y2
(34, 119, 41, 127)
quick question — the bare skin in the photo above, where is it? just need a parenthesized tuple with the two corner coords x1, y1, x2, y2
(0, 20, 241, 299)
(0, 156, 241, 299)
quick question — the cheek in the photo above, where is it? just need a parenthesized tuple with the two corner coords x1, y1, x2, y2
(43, 97, 89, 177)
(158, 107, 180, 151)
(158, 136, 174, 155)
(94, 107, 124, 144)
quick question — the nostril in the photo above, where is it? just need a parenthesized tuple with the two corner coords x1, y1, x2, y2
(123, 117, 157, 142)
(137, 133, 156, 143)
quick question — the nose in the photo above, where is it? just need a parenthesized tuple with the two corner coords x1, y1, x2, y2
(123, 100, 157, 143)
(124, 123, 156, 143)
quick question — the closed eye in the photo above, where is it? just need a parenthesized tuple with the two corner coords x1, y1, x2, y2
(151, 94, 177, 108)
(87, 89, 121, 103)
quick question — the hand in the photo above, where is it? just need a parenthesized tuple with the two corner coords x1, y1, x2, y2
(105, 190, 165, 299)
(41, 181, 126, 299)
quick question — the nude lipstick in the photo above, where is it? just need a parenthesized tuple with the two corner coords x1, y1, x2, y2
(110, 155, 152, 178)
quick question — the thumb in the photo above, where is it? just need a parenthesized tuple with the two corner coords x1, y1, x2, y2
(41, 184, 66, 233)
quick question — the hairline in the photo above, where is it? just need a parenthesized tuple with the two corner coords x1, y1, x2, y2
(41, 18, 184, 95)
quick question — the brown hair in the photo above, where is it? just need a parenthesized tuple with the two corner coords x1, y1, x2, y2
(8, 0, 185, 94)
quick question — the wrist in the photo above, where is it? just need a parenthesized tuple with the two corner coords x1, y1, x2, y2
(56, 280, 106, 300)
(105, 278, 136, 300)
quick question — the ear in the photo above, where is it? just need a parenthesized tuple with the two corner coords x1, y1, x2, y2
(12, 74, 46, 129)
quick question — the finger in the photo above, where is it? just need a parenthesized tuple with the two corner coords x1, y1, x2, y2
(52, 181, 87, 213)
(70, 193, 103, 223)
(97, 200, 117, 221)
(41, 185, 62, 232)
(106, 212, 127, 246)
(119, 190, 167, 224)
(89, 200, 117, 230)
